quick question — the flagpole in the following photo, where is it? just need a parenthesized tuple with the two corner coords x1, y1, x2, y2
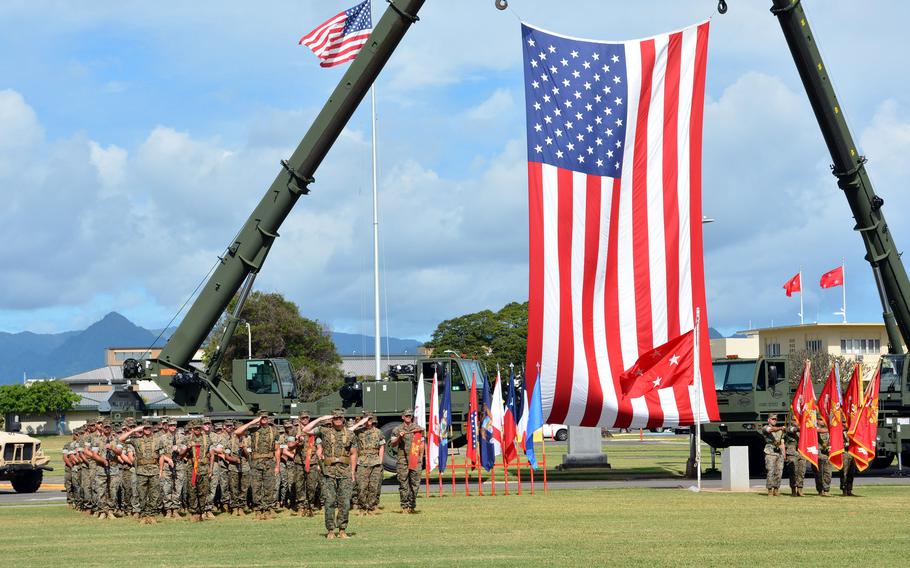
(695, 307, 702, 492)
(841, 259, 847, 323)
(370, 85, 382, 381)
(799, 269, 804, 325)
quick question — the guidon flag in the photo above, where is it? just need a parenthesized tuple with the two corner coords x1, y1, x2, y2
(522, 21, 717, 429)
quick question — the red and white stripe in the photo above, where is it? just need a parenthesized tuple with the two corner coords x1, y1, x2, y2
(298, 11, 371, 68)
(526, 22, 717, 429)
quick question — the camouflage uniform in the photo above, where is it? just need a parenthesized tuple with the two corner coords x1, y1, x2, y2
(207, 424, 231, 511)
(117, 433, 136, 515)
(159, 424, 187, 514)
(184, 424, 213, 517)
(228, 431, 251, 513)
(761, 422, 784, 492)
(91, 426, 119, 516)
(392, 417, 424, 512)
(62, 437, 78, 507)
(784, 425, 807, 496)
(291, 414, 321, 515)
(247, 419, 279, 513)
(356, 422, 385, 512)
(815, 430, 833, 495)
(132, 425, 164, 519)
(840, 432, 857, 496)
(81, 425, 101, 511)
(276, 422, 296, 507)
(315, 415, 358, 534)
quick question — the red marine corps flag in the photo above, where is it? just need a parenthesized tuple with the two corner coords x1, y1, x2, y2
(843, 364, 863, 433)
(848, 364, 881, 471)
(522, 20, 717, 430)
(818, 366, 845, 470)
(819, 265, 844, 288)
(792, 361, 819, 468)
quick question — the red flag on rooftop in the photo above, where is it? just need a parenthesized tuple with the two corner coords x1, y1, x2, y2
(848, 365, 881, 471)
(819, 265, 844, 289)
(791, 361, 819, 468)
(619, 331, 695, 400)
(818, 366, 845, 470)
(783, 273, 801, 297)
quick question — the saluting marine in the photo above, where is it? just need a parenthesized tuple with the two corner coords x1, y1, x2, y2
(303, 409, 358, 539)
(234, 411, 280, 519)
(355, 412, 384, 515)
(390, 408, 424, 513)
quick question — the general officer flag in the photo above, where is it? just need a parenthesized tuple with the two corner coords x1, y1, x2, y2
(522, 21, 716, 431)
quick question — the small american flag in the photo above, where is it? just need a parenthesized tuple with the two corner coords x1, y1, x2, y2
(299, 0, 373, 68)
(522, 21, 718, 430)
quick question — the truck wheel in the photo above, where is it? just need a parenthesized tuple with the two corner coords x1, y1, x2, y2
(554, 428, 568, 442)
(380, 421, 403, 474)
(11, 470, 42, 493)
(870, 453, 895, 470)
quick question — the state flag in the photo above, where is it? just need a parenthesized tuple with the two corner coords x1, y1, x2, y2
(502, 367, 519, 463)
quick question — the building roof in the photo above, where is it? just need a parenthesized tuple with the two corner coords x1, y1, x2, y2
(737, 322, 885, 335)
(62, 365, 125, 385)
(341, 356, 418, 377)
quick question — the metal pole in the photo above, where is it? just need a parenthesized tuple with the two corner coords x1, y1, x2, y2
(695, 307, 702, 491)
(799, 269, 804, 325)
(371, 85, 382, 381)
(842, 259, 847, 323)
(245, 322, 252, 360)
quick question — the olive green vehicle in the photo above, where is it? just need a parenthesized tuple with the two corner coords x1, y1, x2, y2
(0, 431, 52, 493)
(116, 1, 481, 462)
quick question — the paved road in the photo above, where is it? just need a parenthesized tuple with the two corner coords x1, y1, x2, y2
(3, 471, 909, 507)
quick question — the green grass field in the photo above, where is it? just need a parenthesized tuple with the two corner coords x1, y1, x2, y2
(1, 487, 908, 567)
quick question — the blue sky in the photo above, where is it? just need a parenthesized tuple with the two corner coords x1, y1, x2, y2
(1, 1, 909, 340)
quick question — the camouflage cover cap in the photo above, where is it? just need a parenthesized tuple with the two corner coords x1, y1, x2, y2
(402, 408, 414, 416)
(101, 419, 112, 428)
(202, 417, 212, 424)
(258, 410, 270, 418)
(331, 408, 345, 418)
(188, 419, 202, 428)
(160, 417, 171, 425)
(142, 420, 154, 428)
(298, 410, 311, 419)
(214, 421, 224, 429)
(223, 420, 235, 427)
(364, 411, 376, 420)
(124, 417, 136, 426)
(282, 419, 294, 427)
(95, 417, 105, 424)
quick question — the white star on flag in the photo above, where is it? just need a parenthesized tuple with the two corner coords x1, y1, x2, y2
(669, 354, 680, 366)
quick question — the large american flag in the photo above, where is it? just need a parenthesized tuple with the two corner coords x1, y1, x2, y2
(299, 0, 373, 68)
(522, 22, 718, 429)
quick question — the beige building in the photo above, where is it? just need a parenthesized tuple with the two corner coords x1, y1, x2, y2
(710, 336, 759, 360)
(736, 322, 903, 368)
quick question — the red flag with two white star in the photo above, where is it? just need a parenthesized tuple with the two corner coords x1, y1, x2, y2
(619, 331, 695, 400)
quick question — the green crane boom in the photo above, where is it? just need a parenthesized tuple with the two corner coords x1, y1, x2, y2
(771, 0, 909, 354)
(127, 0, 426, 412)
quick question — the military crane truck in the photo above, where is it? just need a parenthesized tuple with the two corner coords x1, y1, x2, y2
(120, 0, 440, 436)
(702, 0, 910, 473)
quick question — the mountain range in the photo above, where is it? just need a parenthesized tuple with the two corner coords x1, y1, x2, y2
(0, 312, 422, 385)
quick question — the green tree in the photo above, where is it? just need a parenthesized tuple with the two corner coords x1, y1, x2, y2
(205, 291, 343, 401)
(785, 349, 869, 390)
(424, 301, 528, 374)
(0, 381, 79, 426)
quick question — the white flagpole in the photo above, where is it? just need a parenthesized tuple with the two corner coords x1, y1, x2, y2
(371, 85, 381, 381)
(695, 307, 702, 492)
(841, 259, 847, 323)
(799, 269, 804, 325)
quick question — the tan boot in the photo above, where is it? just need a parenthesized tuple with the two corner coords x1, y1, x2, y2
(204, 511, 216, 520)
(338, 530, 349, 539)
(326, 531, 336, 540)
(796, 487, 803, 497)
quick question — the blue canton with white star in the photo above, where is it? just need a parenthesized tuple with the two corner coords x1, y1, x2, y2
(343, 0, 372, 35)
(522, 24, 628, 177)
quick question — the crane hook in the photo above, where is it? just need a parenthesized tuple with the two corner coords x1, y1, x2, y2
(495, 0, 508, 10)
(717, 0, 728, 14)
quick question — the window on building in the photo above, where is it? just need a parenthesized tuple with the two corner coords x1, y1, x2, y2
(766, 343, 781, 357)
(840, 338, 882, 355)
(806, 339, 822, 353)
